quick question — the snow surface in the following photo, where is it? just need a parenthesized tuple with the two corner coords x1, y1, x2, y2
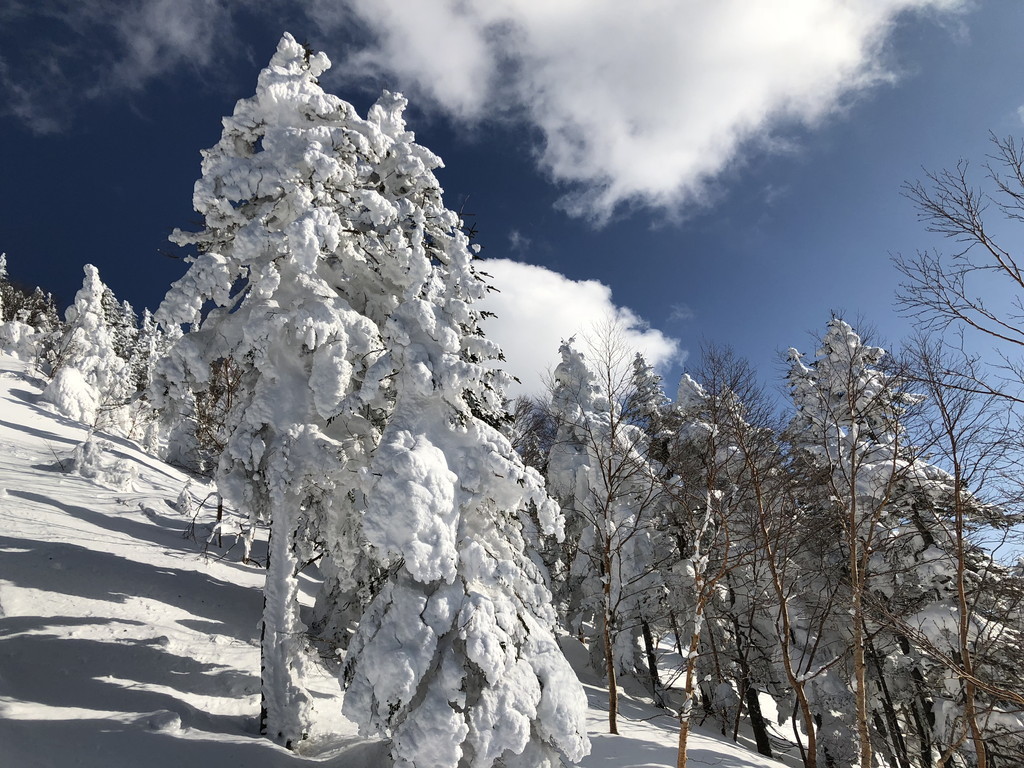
(0, 353, 783, 768)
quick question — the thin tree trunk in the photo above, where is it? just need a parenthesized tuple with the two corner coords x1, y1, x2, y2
(604, 606, 618, 734)
(849, 492, 873, 768)
(868, 636, 911, 768)
(603, 543, 619, 734)
(259, 525, 272, 737)
(641, 618, 663, 706)
(676, 630, 702, 768)
(953, 466, 986, 768)
(216, 493, 223, 548)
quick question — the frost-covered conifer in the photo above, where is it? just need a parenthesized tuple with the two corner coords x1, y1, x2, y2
(0, 255, 61, 364)
(0, 253, 7, 321)
(43, 264, 131, 429)
(130, 309, 161, 393)
(158, 33, 588, 764)
(783, 318, 968, 768)
(625, 352, 670, 444)
(335, 85, 589, 768)
(99, 287, 138, 364)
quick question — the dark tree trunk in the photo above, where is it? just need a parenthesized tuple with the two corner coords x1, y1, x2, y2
(745, 683, 773, 758)
(641, 618, 664, 706)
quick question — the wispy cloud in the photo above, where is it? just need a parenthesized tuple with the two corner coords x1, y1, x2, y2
(0, 0, 234, 133)
(668, 303, 695, 324)
(103, 0, 230, 94)
(507, 229, 531, 254)
(478, 259, 682, 398)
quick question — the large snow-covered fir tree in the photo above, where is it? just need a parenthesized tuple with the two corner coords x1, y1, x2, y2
(156, 32, 588, 765)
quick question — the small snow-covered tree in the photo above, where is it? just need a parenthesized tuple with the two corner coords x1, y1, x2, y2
(43, 264, 131, 430)
(159, 33, 589, 764)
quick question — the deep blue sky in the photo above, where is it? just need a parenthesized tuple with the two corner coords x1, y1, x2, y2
(2, 1, 1023, 395)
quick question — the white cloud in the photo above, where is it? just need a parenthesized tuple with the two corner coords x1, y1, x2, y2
(335, 0, 967, 221)
(478, 258, 682, 398)
(5, 0, 966, 214)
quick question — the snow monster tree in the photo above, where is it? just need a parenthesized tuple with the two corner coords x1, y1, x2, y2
(156, 33, 589, 766)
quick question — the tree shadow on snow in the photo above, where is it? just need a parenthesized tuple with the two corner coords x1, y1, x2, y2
(0, 614, 145, 638)
(0, 417, 79, 447)
(9, 489, 190, 548)
(0, 632, 259, 708)
(0, 716, 389, 768)
(0, 534, 262, 634)
(5, 386, 42, 405)
(3, 388, 98, 436)
(7, 489, 263, 578)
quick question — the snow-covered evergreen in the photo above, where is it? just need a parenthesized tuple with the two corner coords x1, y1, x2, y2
(157, 33, 588, 764)
(43, 264, 132, 430)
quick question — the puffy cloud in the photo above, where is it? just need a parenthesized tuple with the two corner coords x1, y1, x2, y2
(335, 0, 967, 221)
(1, 1, 967, 212)
(478, 259, 682, 398)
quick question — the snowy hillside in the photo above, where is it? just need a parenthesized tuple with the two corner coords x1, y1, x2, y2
(0, 354, 780, 768)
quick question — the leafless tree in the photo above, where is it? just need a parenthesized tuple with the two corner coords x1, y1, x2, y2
(546, 322, 671, 734)
(897, 134, 1024, 404)
(896, 336, 1024, 768)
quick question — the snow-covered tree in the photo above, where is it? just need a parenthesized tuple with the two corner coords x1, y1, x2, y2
(43, 264, 131, 430)
(0, 254, 61, 364)
(784, 318, 973, 768)
(158, 33, 588, 765)
(546, 337, 665, 734)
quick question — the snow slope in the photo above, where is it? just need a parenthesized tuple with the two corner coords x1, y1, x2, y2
(0, 354, 782, 768)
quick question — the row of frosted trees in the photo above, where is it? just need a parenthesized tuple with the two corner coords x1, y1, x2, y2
(3, 32, 1024, 768)
(519, 319, 1024, 768)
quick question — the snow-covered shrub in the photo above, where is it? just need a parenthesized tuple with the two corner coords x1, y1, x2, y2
(174, 481, 195, 516)
(42, 366, 99, 424)
(68, 435, 137, 492)
(0, 319, 43, 362)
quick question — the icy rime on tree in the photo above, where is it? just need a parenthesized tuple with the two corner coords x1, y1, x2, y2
(782, 318, 1007, 768)
(44, 264, 133, 430)
(155, 33, 589, 765)
(545, 340, 663, 734)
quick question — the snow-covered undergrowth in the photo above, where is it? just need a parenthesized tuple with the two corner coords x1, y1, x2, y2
(0, 354, 780, 768)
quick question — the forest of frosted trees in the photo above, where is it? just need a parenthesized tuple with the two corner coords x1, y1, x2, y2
(2, 33, 1023, 768)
